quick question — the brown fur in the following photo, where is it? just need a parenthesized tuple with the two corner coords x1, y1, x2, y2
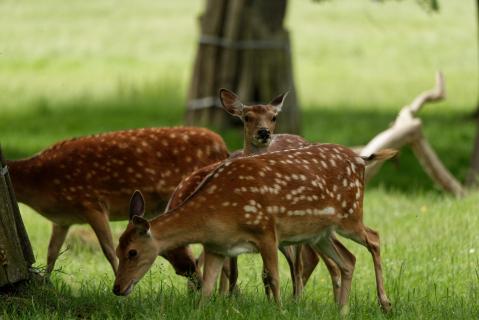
(114, 143, 392, 312)
(8, 126, 228, 274)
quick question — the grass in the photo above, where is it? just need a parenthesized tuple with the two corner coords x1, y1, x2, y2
(3, 191, 479, 319)
(1, 0, 479, 319)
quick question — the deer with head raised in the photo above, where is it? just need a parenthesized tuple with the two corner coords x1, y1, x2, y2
(219, 88, 309, 157)
(113, 144, 395, 313)
(7, 127, 228, 284)
(218, 88, 338, 298)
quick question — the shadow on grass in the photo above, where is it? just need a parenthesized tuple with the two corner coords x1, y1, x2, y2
(0, 81, 474, 194)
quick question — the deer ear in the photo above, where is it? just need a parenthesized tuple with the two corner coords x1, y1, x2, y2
(129, 190, 145, 220)
(270, 91, 289, 113)
(219, 88, 244, 117)
(132, 215, 150, 235)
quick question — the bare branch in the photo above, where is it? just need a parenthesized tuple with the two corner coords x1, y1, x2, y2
(408, 71, 445, 115)
(359, 71, 464, 196)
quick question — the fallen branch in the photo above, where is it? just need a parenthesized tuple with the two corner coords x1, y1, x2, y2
(360, 72, 465, 197)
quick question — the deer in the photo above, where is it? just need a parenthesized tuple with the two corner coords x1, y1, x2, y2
(113, 144, 395, 313)
(217, 88, 338, 298)
(7, 126, 228, 285)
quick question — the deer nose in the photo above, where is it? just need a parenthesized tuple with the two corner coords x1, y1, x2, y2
(113, 284, 121, 295)
(257, 128, 270, 140)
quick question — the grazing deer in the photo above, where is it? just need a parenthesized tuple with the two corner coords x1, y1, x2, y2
(219, 88, 337, 298)
(7, 127, 228, 281)
(113, 144, 395, 313)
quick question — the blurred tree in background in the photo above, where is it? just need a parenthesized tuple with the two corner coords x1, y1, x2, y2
(185, 0, 441, 133)
(186, 0, 301, 133)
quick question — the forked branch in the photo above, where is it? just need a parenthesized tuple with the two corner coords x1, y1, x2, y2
(360, 71, 464, 197)
(408, 71, 445, 115)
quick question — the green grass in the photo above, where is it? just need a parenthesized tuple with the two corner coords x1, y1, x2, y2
(1, 0, 479, 319)
(3, 191, 479, 319)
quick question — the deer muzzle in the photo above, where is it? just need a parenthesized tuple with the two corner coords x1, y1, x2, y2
(113, 279, 137, 296)
(254, 128, 271, 145)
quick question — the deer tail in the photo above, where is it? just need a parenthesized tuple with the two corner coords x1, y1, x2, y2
(361, 149, 398, 165)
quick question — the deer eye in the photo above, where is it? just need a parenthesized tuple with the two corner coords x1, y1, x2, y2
(128, 249, 138, 259)
(244, 115, 250, 122)
(272, 116, 277, 122)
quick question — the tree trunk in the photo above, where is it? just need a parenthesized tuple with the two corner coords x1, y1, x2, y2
(186, 0, 301, 133)
(465, 0, 479, 186)
(0, 147, 35, 289)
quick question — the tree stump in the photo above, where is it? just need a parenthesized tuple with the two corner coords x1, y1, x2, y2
(0, 147, 35, 289)
(186, 0, 301, 133)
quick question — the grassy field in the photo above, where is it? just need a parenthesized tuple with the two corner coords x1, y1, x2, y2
(1, 0, 479, 319)
(3, 192, 479, 319)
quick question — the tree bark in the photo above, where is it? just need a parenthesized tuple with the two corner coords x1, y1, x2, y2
(186, 0, 301, 133)
(0, 147, 35, 289)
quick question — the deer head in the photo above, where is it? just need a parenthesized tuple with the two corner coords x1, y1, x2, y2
(113, 191, 157, 296)
(219, 89, 288, 153)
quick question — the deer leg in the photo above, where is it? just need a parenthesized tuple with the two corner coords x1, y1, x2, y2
(219, 259, 230, 294)
(196, 250, 205, 270)
(278, 245, 296, 297)
(259, 240, 281, 306)
(84, 210, 117, 274)
(162, 246, 202, 291)
(313, 236, 355, 315)
(313, 233, 344, 304)
(293, 244, 304, 298)
(261, 265, 272, 299)
(300, 244, 321, 286)
(342, 226, 392, 312)
(200, 249, 225, 305)
(317, 243, 342, 304)
(229, 257, 239, 295)
(46, 223, 70, 274)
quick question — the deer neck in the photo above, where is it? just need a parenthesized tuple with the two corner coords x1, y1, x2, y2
(243, 136, 269, 156)
(5, 159, 38, 204)
(150, 204, 207, 254)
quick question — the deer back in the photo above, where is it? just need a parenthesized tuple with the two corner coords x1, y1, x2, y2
(8, 127, 228, 223)
(166, 143, 366, 239)
(171, 133, 311, 210)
